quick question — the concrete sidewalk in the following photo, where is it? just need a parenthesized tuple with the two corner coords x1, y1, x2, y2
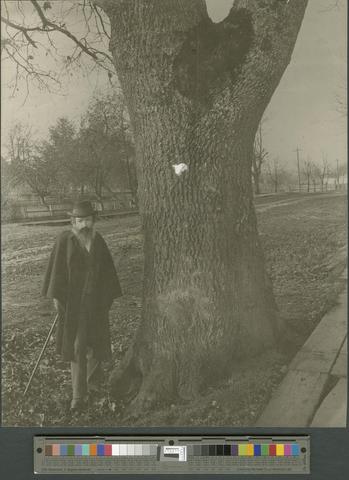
(256, 269, 347, 427)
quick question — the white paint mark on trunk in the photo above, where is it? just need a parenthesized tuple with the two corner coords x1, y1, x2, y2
(172, 163, 189, 176)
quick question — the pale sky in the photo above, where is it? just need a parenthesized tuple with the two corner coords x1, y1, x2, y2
(1, 0, 347, 171)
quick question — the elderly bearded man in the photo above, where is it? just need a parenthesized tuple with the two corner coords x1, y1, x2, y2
(42, 200, 123, 411)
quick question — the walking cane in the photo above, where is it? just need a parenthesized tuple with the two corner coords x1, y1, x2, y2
(23, 312, 59, 396)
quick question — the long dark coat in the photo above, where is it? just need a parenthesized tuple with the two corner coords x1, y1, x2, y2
(42, 230, 123, 361)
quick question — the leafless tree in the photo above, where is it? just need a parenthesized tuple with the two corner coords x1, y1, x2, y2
(337, 161, 347, 189)
(266, 158, 283, 194)
(79, 90, 136, 206)
(317, 152, 331, 192)
(319, 154, 327, 192)
(7, 123, 55, 206)
(1, 156, 22, 207)
(302, 157, 313, 193)
(252, 117, 268, 195)
(310, 161, 320, 192)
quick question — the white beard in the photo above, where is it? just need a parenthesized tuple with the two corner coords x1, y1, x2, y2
(72, 227, 95, 251)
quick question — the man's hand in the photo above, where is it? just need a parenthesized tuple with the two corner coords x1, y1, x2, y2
(53, 298, 65, 314)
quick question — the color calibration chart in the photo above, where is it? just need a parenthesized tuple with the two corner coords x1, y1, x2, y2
(34, 435, 310, 474)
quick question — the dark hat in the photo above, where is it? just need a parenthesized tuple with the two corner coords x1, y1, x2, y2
(68, 200, 97, 218)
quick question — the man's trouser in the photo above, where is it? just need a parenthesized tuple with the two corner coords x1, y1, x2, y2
(70, 323, 101, 402)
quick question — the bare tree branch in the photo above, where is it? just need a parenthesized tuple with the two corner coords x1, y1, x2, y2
(92, 2, 111, 39)
(30, 0, 99, 61)
(1, 0, 115, 97)
(1, 16, 38, 47)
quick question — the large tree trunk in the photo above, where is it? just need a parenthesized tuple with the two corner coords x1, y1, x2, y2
(96, 0, 308, 410)
(255, 175, 261, 195)
(122, 122, 280, 404)
(252, 162, 261, 195)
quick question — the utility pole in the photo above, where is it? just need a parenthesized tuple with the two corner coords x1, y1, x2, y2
(294, 147, 301, 192)
(336, 158, 339, 190)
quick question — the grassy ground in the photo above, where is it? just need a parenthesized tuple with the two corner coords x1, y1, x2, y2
(1, 192, 347, 426)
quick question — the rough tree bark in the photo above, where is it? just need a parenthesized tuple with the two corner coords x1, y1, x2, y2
(253, 121, 267, 195)
(94, 0, 308, 410)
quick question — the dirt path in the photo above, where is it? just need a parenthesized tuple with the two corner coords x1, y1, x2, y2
(2, 192, 341, 267)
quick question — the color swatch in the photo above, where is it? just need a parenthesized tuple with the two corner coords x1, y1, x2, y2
(45, 444, 157, 457)
(44, 443, 300, 457)
(190, 443, 299, 457)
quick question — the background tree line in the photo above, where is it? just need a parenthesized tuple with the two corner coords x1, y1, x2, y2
(3, 90, 137, 209)
(4, 103, 346, 214)
(252, 119, 347, 195)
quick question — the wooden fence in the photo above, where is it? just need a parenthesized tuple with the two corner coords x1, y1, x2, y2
(3, 193, 137, 222)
